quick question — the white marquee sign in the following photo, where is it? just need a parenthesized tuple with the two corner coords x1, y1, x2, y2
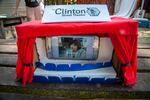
(42, 4, 111, 23)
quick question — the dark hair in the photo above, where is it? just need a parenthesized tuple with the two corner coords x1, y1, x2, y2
(70, 40, 81, 50)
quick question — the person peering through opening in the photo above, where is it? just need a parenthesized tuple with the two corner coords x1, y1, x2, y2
(65, 39, 86, 59)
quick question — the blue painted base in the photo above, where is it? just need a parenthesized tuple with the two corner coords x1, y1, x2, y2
(33, 75, 120, 84)
(33, 62, 120, 84)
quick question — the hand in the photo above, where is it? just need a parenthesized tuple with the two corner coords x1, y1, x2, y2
(12, 10, 17, 16)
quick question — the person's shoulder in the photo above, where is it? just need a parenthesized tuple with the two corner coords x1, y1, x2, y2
(78, 48, 86, 53)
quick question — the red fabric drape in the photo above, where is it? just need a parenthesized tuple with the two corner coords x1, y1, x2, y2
(16, 38, 35, 86)
(109, 31, 138, 86)
(108, 20, 138, 85)
(16, 17, 138, 86)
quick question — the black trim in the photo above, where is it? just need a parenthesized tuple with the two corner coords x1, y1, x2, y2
(23, 63, 33, 67)
(121, 62, 131, 67)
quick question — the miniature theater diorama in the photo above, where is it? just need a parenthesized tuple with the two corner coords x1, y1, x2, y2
(33, 36, 121, 83)
(15, 4, 138, 86)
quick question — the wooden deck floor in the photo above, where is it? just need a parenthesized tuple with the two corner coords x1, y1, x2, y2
(0, 28, 150, 99)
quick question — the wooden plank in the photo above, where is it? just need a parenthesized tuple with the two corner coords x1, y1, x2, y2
(0, 67, 17, 86)
(138, 28, 150, 34)
(0, 54, 17, 66)
(0, 45, 17, 54)
(138, 43, 150, 49)
(138, 49, 150, 58)
(138, 37, 150, 44)
(0, 39, 16, 45)
(138, 58, 150, 71)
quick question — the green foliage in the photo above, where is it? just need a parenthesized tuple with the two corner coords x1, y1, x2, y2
(64, 0, 77, 4)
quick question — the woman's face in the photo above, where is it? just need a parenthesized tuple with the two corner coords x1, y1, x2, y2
(70, 44, 78, 52)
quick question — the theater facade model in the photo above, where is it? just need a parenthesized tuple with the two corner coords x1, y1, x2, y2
(33, 36, 120, 83)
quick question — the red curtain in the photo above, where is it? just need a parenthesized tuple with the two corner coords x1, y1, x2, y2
(109, 32, 138, 86)
(16, 38, 35, 86)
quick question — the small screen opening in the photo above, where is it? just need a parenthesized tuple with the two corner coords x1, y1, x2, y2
(46, 36, 99, 60)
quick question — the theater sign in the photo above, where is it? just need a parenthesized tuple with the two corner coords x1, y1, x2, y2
(42, 4, 111, 23)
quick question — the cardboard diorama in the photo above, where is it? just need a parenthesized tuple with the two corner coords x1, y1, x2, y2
(33, 36, 121, 83)
(15, 4, 138, 86)
(32, 5, 121, 84)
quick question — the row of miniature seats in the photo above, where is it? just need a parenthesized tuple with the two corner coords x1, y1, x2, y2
(35, 62, 112, 71)
(33, 75, 120, 84)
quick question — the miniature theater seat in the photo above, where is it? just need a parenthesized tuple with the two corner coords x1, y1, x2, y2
(45, 63, 56, 71)
(57, 64, 70, 71)
(70, 64, 82, 71)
